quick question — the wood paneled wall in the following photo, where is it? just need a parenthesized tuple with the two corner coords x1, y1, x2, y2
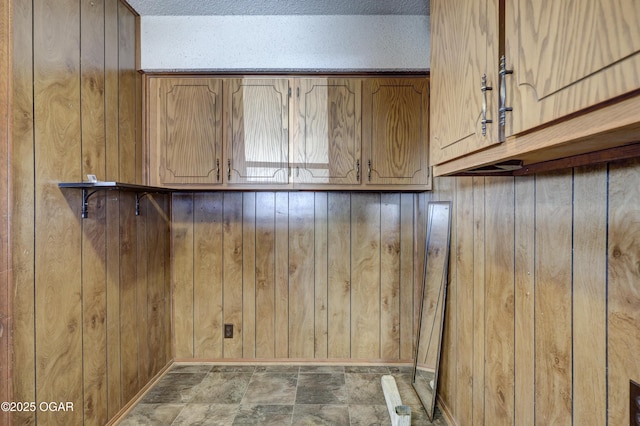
(171, 191, 430, 362)
(0, 0, 10, 425)
(8, 1, 172, 425)
(434, 159, 640, 425)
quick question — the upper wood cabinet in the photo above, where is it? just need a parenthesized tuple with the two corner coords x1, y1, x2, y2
(225, 78, 291, 185)
(294, 78, 362, 186)
(363, 78, 430, 187)
(148, 77, 223, 186)
(505, 0, 640, 137)
(430, 0, 640, 175)
(147, 75, 430, 190)
(430, 0, 499, 166)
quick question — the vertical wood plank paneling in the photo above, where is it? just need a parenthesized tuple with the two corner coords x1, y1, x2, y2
(380, 193, 401, 359)
(274, 193, 289, 358)
(80, 0, 108, 420)
(104, 1, 122, 413)
(120, 193, 139, 403)
(172, 194, 194, 358)
(117, 4, 141, 403)
(147, 195, 169, 373)
(472, 176, 486, 425)
(399, 194, 415, 360)
(106, 192, 121, 417)
(454, 177, 474, 424)
(10, 0, 36, 423)
(314, 193, 329, 358)
(117, 1, 136, 183)
(0, 0, 9, 422)
(223, 192, 243, 358)
(136, 198, 150, 387)
(351, 193, 381, 358)
(289, 192, 316, 358)
(514, 175, 535, 425)
(535, 170, 573, 425)
(483, 177, 515, 424)
(608, 158, 640, 426)
(328, 193, 351, 358)
(104, 0, 119, 182)
(33, 0, 83, 423)
(242, 193, 257, 357)
(10, 1, 172, 425)
(572, 164, 607, 425)
(256, 193, 276, 358)
(193, 193, 223, 358)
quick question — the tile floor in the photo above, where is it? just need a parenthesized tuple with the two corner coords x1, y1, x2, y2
(118, 364, 447, 425)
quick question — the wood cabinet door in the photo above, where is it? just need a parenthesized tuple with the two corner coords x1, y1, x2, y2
(363, 78, 430, 187)
(430, 0, 500, 165)
(506, 0, 640, 136)
(225, 78, 291, 185)
(294, 78, 362, 185)
(150, 77, 223, 185)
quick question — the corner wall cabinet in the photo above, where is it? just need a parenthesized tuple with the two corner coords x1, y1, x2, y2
(430, 0, 640, 176)
(148, 77, 223, 186)
(146, 75, 431, 191)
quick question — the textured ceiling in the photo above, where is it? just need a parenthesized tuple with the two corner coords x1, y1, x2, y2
(126, 0, 429, 16)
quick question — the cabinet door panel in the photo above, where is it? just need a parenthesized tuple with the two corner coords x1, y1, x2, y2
(152, 78, 222, 185)
(430, 0, 500, 165)
(295, 78, 361, 185)
(363, 78, 430, 186)
(226, 79, 290, 185)
(507, 0, 640, 135)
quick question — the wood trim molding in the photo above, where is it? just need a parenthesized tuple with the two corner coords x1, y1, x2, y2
(104, 361, 174, 426)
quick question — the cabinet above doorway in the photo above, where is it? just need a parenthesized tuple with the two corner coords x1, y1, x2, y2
(146, 75, 431, 191)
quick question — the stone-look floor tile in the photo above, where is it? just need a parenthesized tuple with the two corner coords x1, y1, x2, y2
(348, 404, 389, 426)
(141, 373, 207, 404)
(171, 403, 238, 426)
(118, 403, 184, 425)
(242, 373, 298, 405)
(387, 365, 414, 375)
(170, 364, 214, 374)
(345, 373, 387, 405)
(255, 365, 300, 373)
(211, 365, 257, 373)
(291, 404, 350, 425)
(299, 365, 345, 374)
(344, 366, 390, 374)
(232, 404, 294, 425)
(189, 372, 253, 404)
(295, 373, 347, 404)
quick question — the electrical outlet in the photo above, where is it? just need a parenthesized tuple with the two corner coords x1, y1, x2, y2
(631, 380, 640, 426)
(224, 324, 233, 339)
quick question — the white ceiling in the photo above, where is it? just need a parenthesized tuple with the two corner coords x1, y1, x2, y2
(126, 0, 429, 16)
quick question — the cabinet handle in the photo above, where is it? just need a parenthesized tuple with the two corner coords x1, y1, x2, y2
(367, 160, 371, 182)
(227, 159, 231, 181)
(216, 158, 220, 181)
(481, 74, 493, 136)
(296, 166, 300, 177)
(356, 160, 360, 181)
(499, 55, 513, 127)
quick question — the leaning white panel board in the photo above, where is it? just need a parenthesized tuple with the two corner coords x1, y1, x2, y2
(381, 375, 411, 426)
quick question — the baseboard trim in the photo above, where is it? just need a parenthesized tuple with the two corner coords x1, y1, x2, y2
(172, 358, 414, 366)
(437, 394, 457, 426)
(105, 361, 174, 426)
